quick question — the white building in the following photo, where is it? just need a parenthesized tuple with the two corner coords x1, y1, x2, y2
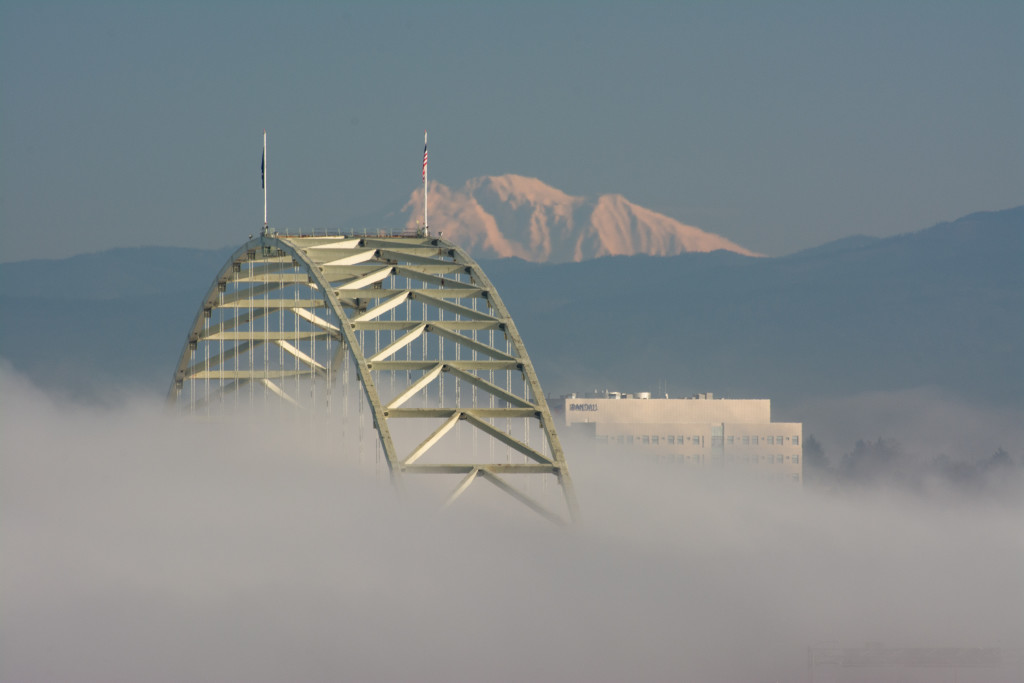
(555, 391, 803, 484)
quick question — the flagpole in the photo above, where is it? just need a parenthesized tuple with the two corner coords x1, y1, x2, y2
(262, 129, 268, 232)
(423, 130, 429, 237)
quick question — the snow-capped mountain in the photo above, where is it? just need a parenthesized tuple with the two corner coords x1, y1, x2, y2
(389, 175, 759, 262)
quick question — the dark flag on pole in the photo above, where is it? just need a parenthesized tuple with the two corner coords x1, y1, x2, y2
(261, 129, 268, 228)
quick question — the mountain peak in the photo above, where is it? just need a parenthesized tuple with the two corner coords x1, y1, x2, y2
(465, 174, 578, 207)
(398, 175, 760, 263)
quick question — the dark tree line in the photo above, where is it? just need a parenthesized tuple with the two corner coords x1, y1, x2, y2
(802, 434, 1023, 497)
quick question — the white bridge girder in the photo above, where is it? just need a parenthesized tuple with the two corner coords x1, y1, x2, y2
(168, 234, 580, 524)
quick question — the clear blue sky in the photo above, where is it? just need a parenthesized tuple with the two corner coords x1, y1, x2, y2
(1, 1, 1021, 261)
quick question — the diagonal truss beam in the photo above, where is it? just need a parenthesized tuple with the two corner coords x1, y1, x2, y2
(354, 291, 410, 322)
(369, 323, 427, 362)
(336, 265, 393, 290)
(428, 325, 517, 361)
(446, 365, 535, 409)
(404, 411, 462, 466)
(261, 378, 301, 406)
(411, 290, 500, 322)
(274, 340, 326, 371)
(478, 470, 565, 525)
(462, 412, 553, 465)
(387, 364, 444, 410)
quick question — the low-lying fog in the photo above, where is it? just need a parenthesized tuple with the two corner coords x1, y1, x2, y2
(2, 364, 1021, 682)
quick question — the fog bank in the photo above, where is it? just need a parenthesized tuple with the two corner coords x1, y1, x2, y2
(3, 366, 1022, 682)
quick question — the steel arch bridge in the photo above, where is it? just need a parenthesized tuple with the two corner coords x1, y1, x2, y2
(168, 232, 580, 524)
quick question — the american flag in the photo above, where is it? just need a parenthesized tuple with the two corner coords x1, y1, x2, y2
(422, 131, 428, 180)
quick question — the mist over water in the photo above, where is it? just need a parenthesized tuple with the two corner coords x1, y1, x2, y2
(2, 364, 1022, 682)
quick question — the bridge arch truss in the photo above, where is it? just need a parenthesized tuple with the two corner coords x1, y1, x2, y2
(168, 234, 579, 523)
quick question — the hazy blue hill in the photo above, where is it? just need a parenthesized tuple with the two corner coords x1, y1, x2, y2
(0, 291, 202, 399)
(0, 246, 235, 398)
(484, 206, 1024, 408)
(786, 234, 882, 259)
(0, 207, 1020, 408)
(0, 246, 236, 300)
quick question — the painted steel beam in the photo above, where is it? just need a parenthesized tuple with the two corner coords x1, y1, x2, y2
(478, 470, 566, 525)
(261, 378, 301, 406)
(462, 412, 553, 465)
(404, 464, 561, 475)
(386, 364, 444, 410)
(428, 325, 517, 362)
(188, 369, 315, 380)
(443, 469, 479, 507)
(333, 287, 487, 301)
(274, 340, 326, 371)
(202, 331, 337, 342)
(368, 323, 427, 362)
(394, 265, 477, 291)
(181, 341, 255, 379)
(411, 291, 499, 322)
(351, 320, 502, 332)
(445, 365, 537, 410)
(232, 273, 310, 284)
(386, 408, 538, 419)
(403, 412, 462, 465)
(215, 299, 328, 309)
(292, 307, 340, 332)
(353, 291, 410, 322)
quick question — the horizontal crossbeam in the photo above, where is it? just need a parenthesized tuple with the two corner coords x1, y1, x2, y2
(403, 463, 561, 475)
(187, 369, 316, 380)
(351, 320, 502, 332)
(386, 408, 538, 419)
(215, 299, 327, 309)
(336, 288, 487, 302)
(233, 273, 310, 284)
(202, 331, 337, 342)
(368, 360, 519, 372)
(181, 341, 255, 378)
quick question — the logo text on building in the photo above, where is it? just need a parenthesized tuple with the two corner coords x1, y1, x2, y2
(569, 403, 599, 412)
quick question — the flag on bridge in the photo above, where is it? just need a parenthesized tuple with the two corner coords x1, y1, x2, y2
(422, 131, 428, 180)
(262, 129, 268, 228)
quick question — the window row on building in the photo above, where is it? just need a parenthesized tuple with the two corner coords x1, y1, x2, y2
(730, 434, 799, 446)
(596, 433, 799, 450)
(727, 453, 799, 465)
